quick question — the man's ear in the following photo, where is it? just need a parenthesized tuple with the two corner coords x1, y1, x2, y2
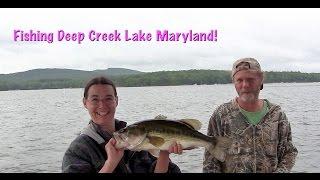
(260, 72, 264, 90)
(260, 84, 263, 90)
(83, 97, 88, 109)
(115, 96, 119, 107)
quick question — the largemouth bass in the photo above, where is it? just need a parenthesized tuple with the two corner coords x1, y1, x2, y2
(113, 119, 232, 162)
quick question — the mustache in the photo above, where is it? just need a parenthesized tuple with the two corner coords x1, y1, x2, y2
(240, 91, 255, 94)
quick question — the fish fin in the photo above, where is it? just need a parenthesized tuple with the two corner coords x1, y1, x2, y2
(154, 114, 167, 120)
(148, 149, 160, 158)
(147, 136, 165, 148)
(178, 119, 202, 130)
(130, 137, 148, 151)
(208, 136, 233, 162)
(215, 136, 233, 149)
(210, 147, 227, 162)
(125, 133, 147, 150)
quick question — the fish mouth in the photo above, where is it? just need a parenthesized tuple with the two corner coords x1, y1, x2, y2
(113, 132, 128, 144)
(113, 132, 145, 150)
(113, 132, 122, 141)
(113, 132, 128, 149)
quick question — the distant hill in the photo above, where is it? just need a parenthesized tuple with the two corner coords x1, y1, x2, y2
(0, 68, 320, 91)
(92, 68, 142, 77)
(0, 68, 143, 82)
(0, 68, 143, 91)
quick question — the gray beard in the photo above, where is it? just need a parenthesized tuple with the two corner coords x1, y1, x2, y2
(239, 92, 259, 103)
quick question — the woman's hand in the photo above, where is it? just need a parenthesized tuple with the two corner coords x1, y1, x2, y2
(99, 138, 124, 173)
(154, 142, 183, 173)
(168, 141, 183, 154)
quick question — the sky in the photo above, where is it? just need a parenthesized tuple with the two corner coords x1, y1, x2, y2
(1, 8, 320, 74)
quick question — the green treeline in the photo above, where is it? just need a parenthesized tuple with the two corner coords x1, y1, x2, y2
(1, 70, 320, 91)
(114, 70, 231, 86)
(0, 79, 85, 91)
(264, 71, 320, 83)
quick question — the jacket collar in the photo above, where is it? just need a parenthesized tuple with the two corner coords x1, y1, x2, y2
(232, 98, 275, 111)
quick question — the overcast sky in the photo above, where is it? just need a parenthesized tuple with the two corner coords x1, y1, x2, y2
(1, 8, 320, 74)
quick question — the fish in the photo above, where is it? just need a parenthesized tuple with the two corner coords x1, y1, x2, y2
(113, 118, 232, 162)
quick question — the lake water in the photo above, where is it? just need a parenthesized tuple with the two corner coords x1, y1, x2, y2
(0, 82, 319, 173)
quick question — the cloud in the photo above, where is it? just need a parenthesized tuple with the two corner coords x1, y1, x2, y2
(1, 8, 320, 74)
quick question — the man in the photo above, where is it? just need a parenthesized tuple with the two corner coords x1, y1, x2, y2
(62, 76, 182, 173)
(203, 58, 298, 173)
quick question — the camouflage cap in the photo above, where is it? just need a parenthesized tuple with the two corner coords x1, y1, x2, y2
(231, 57, 262, 78)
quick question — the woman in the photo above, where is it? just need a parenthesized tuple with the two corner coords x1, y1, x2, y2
(62, 76, 182, 173)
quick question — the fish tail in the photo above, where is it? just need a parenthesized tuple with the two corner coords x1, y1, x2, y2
(207, 136, 232, 162)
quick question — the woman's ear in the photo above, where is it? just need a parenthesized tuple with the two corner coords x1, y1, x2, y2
(83, 97, 88, 109)
(115, 96, 119, 107)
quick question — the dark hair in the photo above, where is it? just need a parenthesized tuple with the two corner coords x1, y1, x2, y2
(83, 76, 117, 99)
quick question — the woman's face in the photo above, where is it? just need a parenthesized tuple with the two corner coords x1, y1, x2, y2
(83, 84, 118, 125)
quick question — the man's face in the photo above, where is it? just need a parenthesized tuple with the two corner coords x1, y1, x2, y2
(233, 70, 263, 103)
(83, 84, 118, 125)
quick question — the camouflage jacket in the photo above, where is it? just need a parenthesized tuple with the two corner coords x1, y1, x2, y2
(203, 99, 298, 173)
